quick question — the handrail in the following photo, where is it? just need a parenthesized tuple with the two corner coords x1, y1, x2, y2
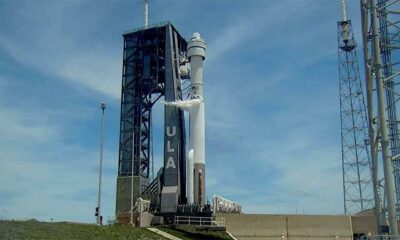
(174, 216, 225, 227)
(123, 22, 171, 35)
(360, 236, 400, 240)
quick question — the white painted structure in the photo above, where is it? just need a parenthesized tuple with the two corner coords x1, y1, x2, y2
(187, 33, 206, 205)
(213, 195, 242, 214)
(165, 32, 206, 204)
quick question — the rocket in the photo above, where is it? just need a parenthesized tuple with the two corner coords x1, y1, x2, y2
(165, 32, 206, 204)
(187, 32, 206, 205)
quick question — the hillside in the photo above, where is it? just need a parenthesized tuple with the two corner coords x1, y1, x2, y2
(0, 219, 167, 240)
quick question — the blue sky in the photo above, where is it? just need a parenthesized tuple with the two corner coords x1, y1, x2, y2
(0, 0, 363, 223)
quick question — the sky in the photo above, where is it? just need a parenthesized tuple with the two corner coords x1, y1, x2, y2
(0, 0, 364, 223)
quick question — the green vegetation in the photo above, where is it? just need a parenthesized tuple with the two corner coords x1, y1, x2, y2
(0, 219, 167, 240)
(0, 219, 233, 240)
(158, 225, 232, 240)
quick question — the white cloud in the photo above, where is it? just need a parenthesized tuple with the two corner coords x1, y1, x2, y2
(0, 108, 59, 143)
(211, 2, 308, 57)
(54, 51, 121, 98)
(0, 35, 122, 99)
(0, 1, 122, 99)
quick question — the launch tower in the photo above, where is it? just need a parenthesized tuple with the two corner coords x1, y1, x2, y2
(116, 22, 188, 218)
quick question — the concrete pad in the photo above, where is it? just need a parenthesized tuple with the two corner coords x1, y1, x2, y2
(147, 227, 182, 240)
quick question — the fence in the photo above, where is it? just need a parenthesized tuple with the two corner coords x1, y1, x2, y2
(360, 236, 400, 240)
(174, 216, 225, 227)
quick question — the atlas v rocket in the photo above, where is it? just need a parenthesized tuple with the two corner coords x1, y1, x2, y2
(116, 1, 242, 221)
(187, 33, 207, 205)
(168, 33, 207, 204)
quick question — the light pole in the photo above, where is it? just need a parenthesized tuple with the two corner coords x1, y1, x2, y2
(130, 132, 135, 226)
(96, 101, 106, 225)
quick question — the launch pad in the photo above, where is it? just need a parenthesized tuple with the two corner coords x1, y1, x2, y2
(108, 0, 400, 238)
(115, 21, 240, 225)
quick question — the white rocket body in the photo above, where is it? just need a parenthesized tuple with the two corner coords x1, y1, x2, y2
(188, 52, 206, 167)
(187, 33, 206, 205)
(165, 33, 206, 204)
(187, 149, 194, 204)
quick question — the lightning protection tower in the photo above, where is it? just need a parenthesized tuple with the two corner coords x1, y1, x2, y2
(337, 0, 374, 215)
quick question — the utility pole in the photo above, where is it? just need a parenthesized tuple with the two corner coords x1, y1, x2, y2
(130, 132, 135, 226)
(96, 102, 106, 225)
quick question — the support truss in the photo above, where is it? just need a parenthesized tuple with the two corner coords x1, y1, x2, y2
(360, 0, 400, 235)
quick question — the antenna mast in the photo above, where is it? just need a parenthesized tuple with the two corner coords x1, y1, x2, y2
(144, 0, 149, 28)
(341, 0, 347, 21)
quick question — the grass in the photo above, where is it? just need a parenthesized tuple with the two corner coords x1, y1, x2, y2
(158, 225, 233, 240)
(0, 219, 167, 240)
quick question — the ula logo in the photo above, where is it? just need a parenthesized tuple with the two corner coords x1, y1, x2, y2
(166, 126, 177, 169)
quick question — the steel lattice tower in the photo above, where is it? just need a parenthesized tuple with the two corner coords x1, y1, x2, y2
(360, 0, 400, 234)
(377, 0, 400, 205)
(116, 23, 188, 218)
(338, 17, 374, 215)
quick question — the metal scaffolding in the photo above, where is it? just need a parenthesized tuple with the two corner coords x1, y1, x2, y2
(360, 0, 400, 235)
(337, 17, 374, 215)
(116, 22, 188, 219)
(118, 25, 166, 180)
(377, 0, 400, 203)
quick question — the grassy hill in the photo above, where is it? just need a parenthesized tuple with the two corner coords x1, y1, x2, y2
(0, 219, 167, 240)
(0, 219, 233, 240)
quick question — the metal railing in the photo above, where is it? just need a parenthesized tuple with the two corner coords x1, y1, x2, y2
(360, 236, 400, 240)
(174, 216, 225, 227)
(123, 21, 171, 34)
(213, 195, 242, 214)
